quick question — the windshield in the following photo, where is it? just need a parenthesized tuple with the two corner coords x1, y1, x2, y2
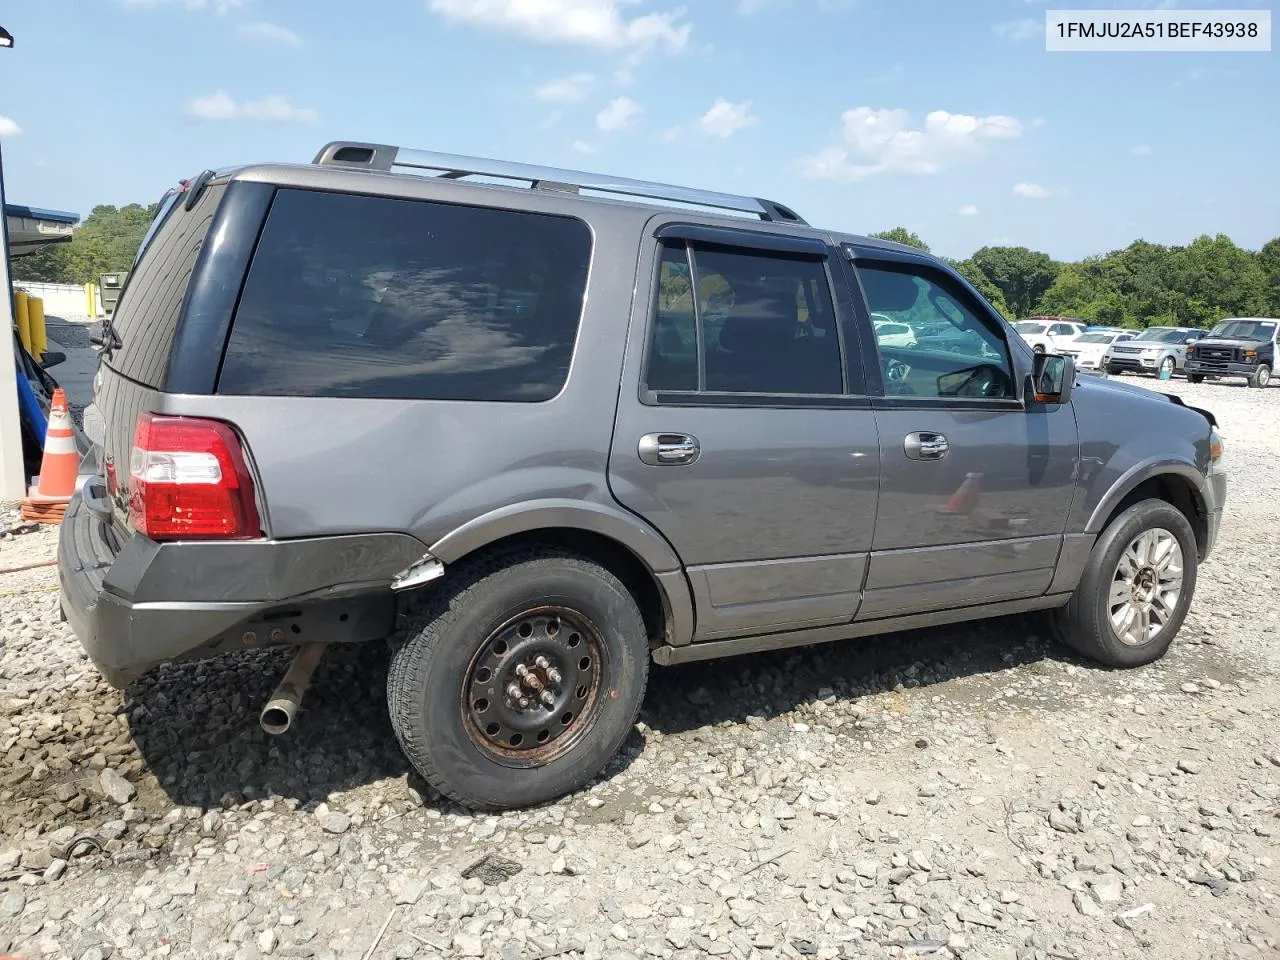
(1075, 333, 1113, 344)
(1209, 319, 1277, 340)
(1134, 328, 1186, 343)
(1016, 322, 1047, 334)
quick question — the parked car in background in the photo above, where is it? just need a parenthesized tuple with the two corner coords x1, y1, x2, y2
(871, 313, 918, 348)
(1185, 317, 1278, 388)
(57, 140, 1228, 810)
(1013, 318, 1088, 353)
(1059, 329, 1136, 372)
(1106, 326, 1202, 378)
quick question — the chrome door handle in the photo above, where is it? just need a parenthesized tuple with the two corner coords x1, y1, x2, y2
(904, 432, 949, 460)
(638, 433, 700, 466)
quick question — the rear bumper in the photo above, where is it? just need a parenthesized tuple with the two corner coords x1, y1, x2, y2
(57, 491, 429, 687)
(1185, 359, 1257, 376)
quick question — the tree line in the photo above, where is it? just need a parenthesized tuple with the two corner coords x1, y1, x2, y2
(16, 202, 1280, 331)
(869, 226, 1280, 329)
(15, 202, 159, 286)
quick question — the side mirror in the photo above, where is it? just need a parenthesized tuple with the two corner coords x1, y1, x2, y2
(1030, 352, 1074, 405)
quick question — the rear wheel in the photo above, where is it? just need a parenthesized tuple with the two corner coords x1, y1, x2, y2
(1033, 344, 1045, 354)
(1052, 499, 1197, 668)
(387, 551, 649, 810)
(1187, 374, 1205, 384)
(1248, 364, 1271, 389)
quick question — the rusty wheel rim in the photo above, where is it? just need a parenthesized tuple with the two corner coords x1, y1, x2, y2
(461, 606, 608, 768)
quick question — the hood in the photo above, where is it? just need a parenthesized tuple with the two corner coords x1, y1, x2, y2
(1072, 369, 1217, 426)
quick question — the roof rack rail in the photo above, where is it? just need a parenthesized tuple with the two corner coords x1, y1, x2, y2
(311, 141, 807, 225)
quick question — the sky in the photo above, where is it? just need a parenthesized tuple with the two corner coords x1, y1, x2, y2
(0, 0, 1277, 262)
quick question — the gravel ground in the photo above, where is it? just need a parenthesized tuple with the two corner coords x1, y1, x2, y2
(2, 376, 1278, 960)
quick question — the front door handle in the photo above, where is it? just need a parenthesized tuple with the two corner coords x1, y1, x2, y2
(904, 432, 949, 460)
(638, 433, 700, 466)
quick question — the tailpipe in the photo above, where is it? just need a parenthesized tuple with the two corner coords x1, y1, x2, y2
(260, 643, 327, 735)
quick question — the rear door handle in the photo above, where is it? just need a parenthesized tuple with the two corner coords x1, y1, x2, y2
(904, 432, 949, 460)
(638, 433, 700, 466)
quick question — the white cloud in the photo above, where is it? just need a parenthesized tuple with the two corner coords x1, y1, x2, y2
(697, 98, 758, 138)
(535, 73, 596, 102)
(122, 0, 243, 13)
(0, 116, 21, 137)
(571, 139, 596, 153)
(1130, 144, 1153, 156)
(1013, 181, 1070, 199)
(427, 0, 691, 55)
(238, 21, 302, 45)
(957, 204, 979, 216)
(799, 107, 1023, 182)
(596, 96, 642, 132)
(185, 91, 318, 124)
(993, 17, 1043, 41)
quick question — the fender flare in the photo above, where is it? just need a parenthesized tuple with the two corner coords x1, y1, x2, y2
(428, 499, 695, 646)
(1084, 458, 1209, 534)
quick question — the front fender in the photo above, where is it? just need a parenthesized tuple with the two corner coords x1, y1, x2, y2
(1083, 457, 1209, 534)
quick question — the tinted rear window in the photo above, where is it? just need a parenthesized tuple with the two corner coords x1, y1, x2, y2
(217, 189, 593, 401)
(105, 182, 226, 389)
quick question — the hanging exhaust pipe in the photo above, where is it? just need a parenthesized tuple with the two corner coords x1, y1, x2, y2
(260, 643, 327, 735)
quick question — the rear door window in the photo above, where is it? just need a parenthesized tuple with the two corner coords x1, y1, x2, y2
(218, 189, 593, 402)
(104, 182, 226, 388)
(644, 241, 846, 397)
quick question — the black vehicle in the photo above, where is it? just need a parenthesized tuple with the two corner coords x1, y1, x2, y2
(1185, 318, 1278, 388)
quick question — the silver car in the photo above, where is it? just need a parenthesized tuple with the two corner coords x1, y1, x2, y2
(1107, 326, 1203, 378)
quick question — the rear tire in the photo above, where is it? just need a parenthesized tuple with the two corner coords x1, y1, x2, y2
(1051, 499, 1198, 668)
(1248, 364, 1271, 389)
(1187, 374, 1205, 384)
(387, 550, 649, 811)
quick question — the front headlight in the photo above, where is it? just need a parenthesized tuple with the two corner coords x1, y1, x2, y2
(1244, 350, 1258, 359)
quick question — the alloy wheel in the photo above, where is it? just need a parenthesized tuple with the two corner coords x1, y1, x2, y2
(1108, 529, 1183, 646)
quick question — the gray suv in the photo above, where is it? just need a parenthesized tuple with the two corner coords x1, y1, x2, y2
(59, 141, 1227, 810)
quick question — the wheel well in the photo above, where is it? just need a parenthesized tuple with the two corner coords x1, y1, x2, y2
(454, 529, 672, 646)
(1101, 474, 1208, 557)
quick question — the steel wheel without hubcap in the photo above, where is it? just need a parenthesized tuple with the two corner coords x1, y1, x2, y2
(462, 607, 606, 768)
(1109, 528, 1183, 646)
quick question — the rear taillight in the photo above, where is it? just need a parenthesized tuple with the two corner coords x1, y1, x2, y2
(128, 413, 261, 541)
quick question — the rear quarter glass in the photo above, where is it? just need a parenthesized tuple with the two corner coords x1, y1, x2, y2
(216, 189, 593, 402)
(103, 183, 227, 389)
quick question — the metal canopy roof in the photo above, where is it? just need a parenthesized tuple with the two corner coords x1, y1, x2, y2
(5, 203, 80, 257)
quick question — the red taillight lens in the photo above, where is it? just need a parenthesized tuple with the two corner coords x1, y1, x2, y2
(128, 413, 261, 541)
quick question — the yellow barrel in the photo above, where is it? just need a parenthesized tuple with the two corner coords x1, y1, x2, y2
(29, 295, 48, 358)
(14, 290, 33, 354)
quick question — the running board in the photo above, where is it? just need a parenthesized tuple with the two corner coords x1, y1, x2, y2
(651, 593, 1072, 666)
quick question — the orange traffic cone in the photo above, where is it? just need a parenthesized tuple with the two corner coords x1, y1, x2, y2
(20, 388, 79, 525)
(937, 472, 983, 515)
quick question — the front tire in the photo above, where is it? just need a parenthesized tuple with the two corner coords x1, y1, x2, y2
(1052, 499, 1198, 668)
(1248, 364, 1271, 388)
(387, 551, 649, 810)
(1159, 356, 1176, 378)
(1187, 374, 1205, 384)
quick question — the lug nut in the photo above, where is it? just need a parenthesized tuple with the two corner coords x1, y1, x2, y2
(518, 697, 531, 710)
(515, 664, 529, 678)
(541, 690, 555, 707)
(506, 683, 522, 701)
(535, 655, 551, 670)
(546, 668, 562, 685)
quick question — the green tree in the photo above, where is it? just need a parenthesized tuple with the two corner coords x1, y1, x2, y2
(1168, 234, 1269, 328)
(951, 258, 1012, 318)
(869, 227, 929, 251)
(968, 246, 1060, 319)
(1257, 237, 1280, 316)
